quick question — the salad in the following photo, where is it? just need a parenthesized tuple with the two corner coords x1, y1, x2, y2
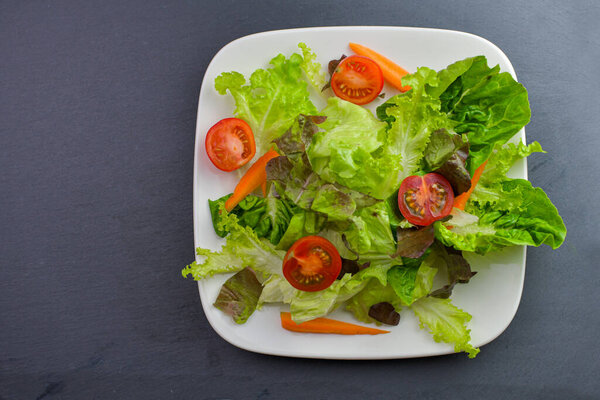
(182, 42, 566, 358)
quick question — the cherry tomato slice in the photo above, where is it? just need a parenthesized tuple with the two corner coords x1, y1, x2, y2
(205, 118, 256, 171)
(398, 173, 455, 226)
(283, 236, 342, 292)
(331, 55, 384, 105)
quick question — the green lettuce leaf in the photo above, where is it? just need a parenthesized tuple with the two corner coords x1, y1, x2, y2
(478, 141, 544, 187)
(422, 128, 465, 171)
(289, 274, 354, 323)
(208, 191, 296, 245)
(433, 56, 531, 174)
(298, 42, 326, 91)
(374, 68, 452, 196)
(343, 202, 397, 260)
(288, 263, 394, 323)
(257, 275, 296, 307)
(410, 296, 480, 358)
(213, 267, 263, 324)
(311, 184, 357, 221)
(215, 51, 317, 156)
(412, 258, 439, 300)
(345, 255, 437, 325)
(387, 251, 438, 306)
(436, 179, 566, 253)
(434, 140, 564, 254)
(182, 204, 285, 280)
(275, 210, 327, 250)
(467, 141, 544, 208)
(307, 97, 391, 198)
(346, 280, 402, 324)
(387, 264, 420, 305)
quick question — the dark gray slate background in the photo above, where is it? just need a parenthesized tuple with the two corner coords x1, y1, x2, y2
(1, 0, 598, 399)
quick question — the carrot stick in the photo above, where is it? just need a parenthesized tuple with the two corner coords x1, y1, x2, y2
(225, 150, 279, 212)
(349, 42, 411, 92)
(453, 161, 488, 210)
(260, 180, 267, 197)
(280, 312, 389, 335)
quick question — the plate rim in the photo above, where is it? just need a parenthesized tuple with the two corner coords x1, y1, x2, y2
(192, 25, 528, 359)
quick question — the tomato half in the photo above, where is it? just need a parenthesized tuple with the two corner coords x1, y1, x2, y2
(283, 236, 342, 292)
(398, 173, 455, 226)
(331, 55, 384, 105)
(205, 118, 256, 171)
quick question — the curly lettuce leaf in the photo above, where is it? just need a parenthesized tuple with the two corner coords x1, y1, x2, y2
(257, 275, 296, 307)
(433, 56, 531, 174)
(213, 267, 263, 324)
(285, 263, 394, 323)
(298, 42, 326, 91)
(343, 202, 397, 260)
(346, 253, 437, 324)
(374, 68, 452, 195)
(215, 51, 317, 156)
(478, 141, 544, 187)
(306, 97, 391, 198)
(182, 204, 285, 280)
(468, 141, 544, 208)
(410, 296, 480, 358)
(441, 140, 537, 209)
(311, 184, 357, 220)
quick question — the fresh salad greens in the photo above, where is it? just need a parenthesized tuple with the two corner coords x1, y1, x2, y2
(183, 43, 566, 358)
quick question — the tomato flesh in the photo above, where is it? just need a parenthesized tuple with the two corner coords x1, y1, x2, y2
(331, 55, 384, 105)
(398, 173, 455, 226)
(283, 236, 342, 292)
(205, 118, 256, 171)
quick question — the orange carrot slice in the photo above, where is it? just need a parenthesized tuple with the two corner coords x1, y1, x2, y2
(224, 150, 279, 212)
(453, 161, 488, 210)
(349, 42, 411, 92)
(280, 312, 389, 335)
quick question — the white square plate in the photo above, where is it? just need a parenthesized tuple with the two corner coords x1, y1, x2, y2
(193, 26, 527, 359)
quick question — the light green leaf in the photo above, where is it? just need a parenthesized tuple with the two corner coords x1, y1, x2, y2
(182, 204, 285, 280)
(288, 263, 394, 323)
(375, 67, 452, 195)
(290, 274, 353, 323)
(215, 51, 317, 156)
(410, 296, 480, 358)
(307, 97, 391, 198)
(345, 280, 402, 324)
(257, 275, 295, 307)
(298, 42, 326, 90)
(208, 191, 296, 245)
